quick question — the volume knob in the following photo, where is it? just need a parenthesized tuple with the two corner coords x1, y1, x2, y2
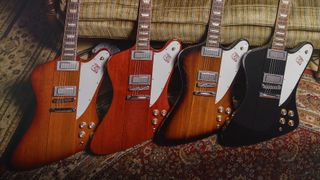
(281, 109, 287, 116)
(79, 122, 87, 128)
(225, 107, 232, 115)
(288, 110, 295, 117)
(218, 106, 224, 113)
(153, 109, 159, 116)
(216, 115, 222, 122)
(88, 122, 95, 129)
(151, 118, 158, 125)
(279, 118, 286, 125)
(79, 131, 86, 138)
(161, 110, 167, 116)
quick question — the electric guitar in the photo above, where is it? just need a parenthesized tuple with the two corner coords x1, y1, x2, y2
(219, 0, 313, 146)
(155, 0, 249, 143)
(90, 0, 181, 155)
(10, 0, 111, 169)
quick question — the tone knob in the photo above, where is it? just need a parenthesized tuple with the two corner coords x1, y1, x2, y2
(288, 110, 295, 117)
(216, 115, 222, 122)
(218, 106, 224, 113)
(225, 107, 232, 115)
(88, 122, 95, 129)
(79, 122, 87, 128)
(281, 109, 287, 116)
(161, 110, 167, 116)
(288, 120, 295, 127)
(153, 109, 159, 116)
(151, 118, 158, 125)
(79, 131, 86, 138)
(279, 118, 286, 125)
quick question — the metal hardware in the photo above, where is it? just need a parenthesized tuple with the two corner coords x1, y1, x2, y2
(126, 95, 150, 100)
(129, 75, 151, 85)
(88, 122, 95, 129)
(153, 109, 159, 116)
(225, 107, 232, 115)
(263, 73, 284, 85)
(262, 84, 282, 90)
(267, 49, 287, 61)
(288, 120, 295, 127)
(49, 108, 76, 112)
(259, 92, 280, 99)
(201, 46, 222, 58)
(288, 110, 295, 117)
(79, 131, 85, 138)
(79, 122, 87, 128)
(198, 71, 218, 82)
(54, 86, 77, 97)
(161, 110, 167, 117)
(52, 98, 75, 103)
(131, 50, 153, 60)
(57, 61, 79, 71)
(281, 109, 287, 116)
(279, 118, 286, 125)
(197, 82, 216, 88)
(218, 106, 224, 113)
(217, 115, 222, 122)
(129, 86, 150, 91)
(151, 118, 158, 125)
(193, 91, 216, 97)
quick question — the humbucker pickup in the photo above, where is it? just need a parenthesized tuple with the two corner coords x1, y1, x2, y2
(267, 49, 287, 61)
(57, 61, 79, 71)
(198, 71, 218, 82)
(129, 75, 151, 85)
(131, 50, 153, 60)
(54, 86, 77, 97)
(49, 108, 76, 112)
(201, 46, 222, 58)
(126, 95, 150, 100)
(263, 73, 283, 85)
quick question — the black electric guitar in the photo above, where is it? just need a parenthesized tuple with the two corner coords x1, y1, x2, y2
(219, 0, 313, 146)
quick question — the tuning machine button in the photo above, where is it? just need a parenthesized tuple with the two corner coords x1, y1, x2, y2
(153, 109, 159, 116)
(288, 120, 295, 127)
(225, 107, 232, 115)
(79, 131, 86, 138)
(216, 115, 222, 122)
(152, 118, 158, 125)
(88, 122, 95, 129)
(161, 110, 167, 116)
(218, 106, 224, 113)
(79, 122, 87, 128)
(288, 110, 295, 117)
(279, 118, 286, 125)
(281, 109, 287, 116)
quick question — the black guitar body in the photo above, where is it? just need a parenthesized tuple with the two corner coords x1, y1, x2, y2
(219, 43, 311, 146)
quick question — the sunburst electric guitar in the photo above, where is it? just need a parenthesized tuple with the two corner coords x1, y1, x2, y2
(11, 0, 111, 169)
(156, 0, 249, 143)
(90, 0, 181, 154)
(220, 0, 313, 146)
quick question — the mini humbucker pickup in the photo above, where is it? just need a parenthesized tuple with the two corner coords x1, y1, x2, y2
(267, 49, 287, 61)
(201, 46, 222, 58)
(129, 75, 151, 85)
(263, 73, 283, 85)
(57, 61, 79, 71)
(131, 50, 153, 60)
(54, 86, 77, 97)
(198, 71, 218, 82)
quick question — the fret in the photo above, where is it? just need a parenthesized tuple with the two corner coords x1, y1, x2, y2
(271, 0, 291, 51)
(206, 0, 225, 48)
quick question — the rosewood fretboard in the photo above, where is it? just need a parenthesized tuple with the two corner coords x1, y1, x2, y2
(206, 0, 225, 48)
(135, 0, 152, 50)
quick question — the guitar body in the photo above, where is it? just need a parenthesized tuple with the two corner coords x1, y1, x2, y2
(220, 43, 313, 146)
(156, 40, 249, 143)
(10, 49, 110, 169)
(90, 40, 181, 154)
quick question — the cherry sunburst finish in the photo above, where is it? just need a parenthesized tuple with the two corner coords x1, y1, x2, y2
(10, 0, 111, 169)
(90, 0, 181, 154)
(155, 0, 249, 143)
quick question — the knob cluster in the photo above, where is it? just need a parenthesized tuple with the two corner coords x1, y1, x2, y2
(78, 122, 96, 139)
(151, 109, 167, 131)
(278, 108, 295, 132)
(216, 106, 232, 128)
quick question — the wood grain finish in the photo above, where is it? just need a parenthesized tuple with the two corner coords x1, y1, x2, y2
(90, 41, 175, 155)
(10, 55, 101, 169)
(159, 42, 232, 142)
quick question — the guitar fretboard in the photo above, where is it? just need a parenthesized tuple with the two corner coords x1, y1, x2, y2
(271, 0, 291, 51)
(135, 0, 152, 50)
(61, 0, 80, 61)
(206, 0, 225, 48)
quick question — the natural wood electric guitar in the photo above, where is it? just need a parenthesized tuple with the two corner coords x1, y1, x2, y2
(10, 0, 111, 169)
(90, 0, 181, 154)
(219, 0, 313, 146)
(156, 0, 249, 143)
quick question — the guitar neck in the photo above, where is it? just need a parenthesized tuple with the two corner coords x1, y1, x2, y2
(206, 0, 225, 48)
(135, 0, 152, 50)
(271, 0, 291, 51)
(61, 0, 80, 61)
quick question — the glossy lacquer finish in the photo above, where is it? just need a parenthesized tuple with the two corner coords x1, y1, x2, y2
(90, 40, 181, 154)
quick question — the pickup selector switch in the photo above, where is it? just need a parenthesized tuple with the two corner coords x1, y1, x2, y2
(79, 131, 86, 138)
(216, 115, 222, 122)
(153, 109, 159, 116)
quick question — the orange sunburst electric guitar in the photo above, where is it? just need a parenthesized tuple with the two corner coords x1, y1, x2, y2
(10, 0, 111, 169)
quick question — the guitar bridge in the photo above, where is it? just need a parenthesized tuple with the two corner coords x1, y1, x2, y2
(126, 95, 150, 100)
(193, 91, 216, 97)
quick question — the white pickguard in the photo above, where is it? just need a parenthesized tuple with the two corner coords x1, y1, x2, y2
(76, 50, 110, 119)
(215, 40, 249, 103)
(279, 44, 313, 106)
(150, 40, 181, 107)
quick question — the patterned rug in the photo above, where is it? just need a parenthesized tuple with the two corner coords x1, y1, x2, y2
(0, 0, 320, 179)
